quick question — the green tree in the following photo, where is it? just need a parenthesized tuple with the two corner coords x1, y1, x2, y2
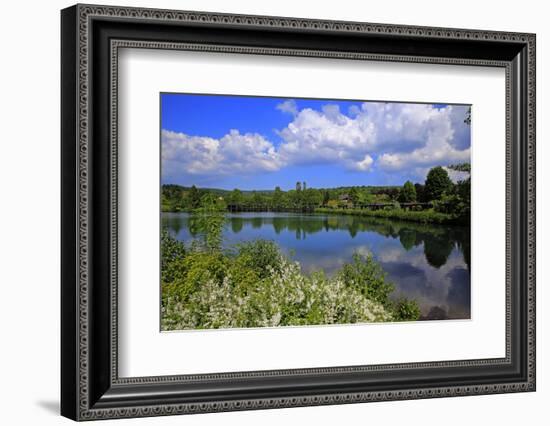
(448, 163, 471, 173)
(357, 190, 374, 205)
(272, 186, 284, 209)
(161, 193, 171, 212)
(227, 188, 244, 206)
(288, 189, 303, 209)
(425, 167, 453, 201)
(398, 180, 417, 203)
(322, 190, 330, 206)
(303, 188, 322, 209)
(251, 191, 264, 208)
(457, 177, 470, 203)
(414, 183, 426, 203)
(447, 163, 471, 223)
(189, 185, 201, 209)
(189, 193, 226, 252)
(349, 187, 359, 206)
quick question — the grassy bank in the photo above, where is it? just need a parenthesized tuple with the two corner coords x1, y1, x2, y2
(162, 207, 465, 226)
(314, 207, 461, 225)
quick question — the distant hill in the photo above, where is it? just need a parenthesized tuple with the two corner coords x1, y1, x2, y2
(162, 183, 400, 193)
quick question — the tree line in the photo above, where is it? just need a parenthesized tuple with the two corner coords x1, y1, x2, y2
(161, 163, 470, 223)
(162, 183, 407, 212)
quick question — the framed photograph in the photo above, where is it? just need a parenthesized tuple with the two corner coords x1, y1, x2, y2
(61, 4, 536, 421)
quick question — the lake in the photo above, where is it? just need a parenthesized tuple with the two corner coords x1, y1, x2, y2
(162, 212, 471, 320)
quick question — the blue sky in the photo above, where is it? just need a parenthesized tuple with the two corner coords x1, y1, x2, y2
(161, 93, 471, 190)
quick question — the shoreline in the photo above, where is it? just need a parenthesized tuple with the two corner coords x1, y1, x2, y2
(161, 207, 467, 226)
(313, 207, 466, 226)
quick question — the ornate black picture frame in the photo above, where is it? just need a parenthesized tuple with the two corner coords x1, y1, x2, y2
(61, 4, 536, 421)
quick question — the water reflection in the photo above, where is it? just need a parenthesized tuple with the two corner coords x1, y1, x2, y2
(162, 212, 471, 320)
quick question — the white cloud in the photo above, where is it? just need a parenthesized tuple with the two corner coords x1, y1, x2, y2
(161, 129, 282, 180)
(276, 105, 377, 171)
(373, 104, 471, 176)
(276, 102, 470, 175)
(162, 101, 471, 182)
(444, 167, 470, 183)
(275, 99, 298, 116)
(355, 155, 374, 171)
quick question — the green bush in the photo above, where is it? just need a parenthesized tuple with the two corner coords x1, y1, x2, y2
(338, 253, 394, 306)
(160, 229, 186, 283)
(234, 239, 284, 279)
(162, 256, 394, 330)
(391, 298, 421, 321)
(163, 250, 228, 303)
(398, 180, 417, 203)
(160, 231, 422, 330)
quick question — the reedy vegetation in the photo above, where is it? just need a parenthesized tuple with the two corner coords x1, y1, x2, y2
(314, 207, 453, 225)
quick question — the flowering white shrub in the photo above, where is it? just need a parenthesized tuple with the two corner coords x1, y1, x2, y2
(162, 258, 392, 330)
